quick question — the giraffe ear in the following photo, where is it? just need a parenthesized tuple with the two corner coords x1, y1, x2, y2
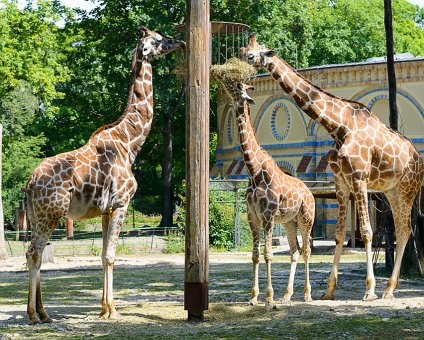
(260, 50, 276, 58)
(249, 32, 257, 44)
(138, 25, 148, 37)
(246, 97, 256, 105)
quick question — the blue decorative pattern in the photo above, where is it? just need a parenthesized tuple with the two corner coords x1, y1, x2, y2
(276, 160, 295, 174)
(226, 107, 235, 145)
(366, 94, 389, 110)
(270, 102, 291, 141)
(254, 95, 308, 132)
(354, 88, 424, 120)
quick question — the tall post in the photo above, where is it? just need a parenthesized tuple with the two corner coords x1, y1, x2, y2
(384, 0, 396, 272)
(384, 0, 398, 130)
(0, 124, 8, 259)
(184, 0, 210, 321)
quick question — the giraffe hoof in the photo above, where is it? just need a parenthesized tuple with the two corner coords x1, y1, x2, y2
(39, 311, 53, 323)
(362, 292, 378, 301)
(108, 311, 122, 320)
(99, 310, 110, 319)
(381, 291, 394, 300)
(41, 316, 53, 323)
(265, 301, 276, 310)
(304, 296, 313, 303)
(28, 316, 41, 325)
(280, 299, 291, 306)
(321, 293, 334, 301)
(248, 299, 259, 306)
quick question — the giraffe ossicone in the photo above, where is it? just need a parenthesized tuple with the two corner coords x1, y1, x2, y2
(25, 26, 185, 325)
(215, 69, 315, 306)
(243, 32, 424, 301)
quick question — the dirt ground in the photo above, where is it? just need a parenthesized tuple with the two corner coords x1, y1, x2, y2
(1, 243, 424, 339)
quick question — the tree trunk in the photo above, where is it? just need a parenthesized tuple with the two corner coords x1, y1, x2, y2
(160, 83, 185, 228)
(0, 124, 9, 260)
(384, 0, 396, 273)
(160, 114, 174, 227)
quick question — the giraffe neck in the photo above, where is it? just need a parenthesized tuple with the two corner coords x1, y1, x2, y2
(266, 55, 352, 138)
(95, 57, 154, 164)
(236, 100, 268, 177)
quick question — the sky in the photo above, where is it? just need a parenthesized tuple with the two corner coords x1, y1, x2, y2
(408, 0, 424, 6)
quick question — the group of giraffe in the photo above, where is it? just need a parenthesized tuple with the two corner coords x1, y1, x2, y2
(24, 26, 423, 324)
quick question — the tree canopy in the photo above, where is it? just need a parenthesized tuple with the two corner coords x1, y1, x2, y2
(1, 0, 423, 224)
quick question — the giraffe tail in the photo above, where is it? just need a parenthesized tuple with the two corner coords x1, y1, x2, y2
(417, 186, 424, 222)
(415, 186, 424, 277)
(25, 178, 36, 238)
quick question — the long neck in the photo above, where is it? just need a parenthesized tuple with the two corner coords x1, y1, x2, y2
(113, 57, 154, 163)
(266, 55, 352, 137)
(236, 100, 269, 177)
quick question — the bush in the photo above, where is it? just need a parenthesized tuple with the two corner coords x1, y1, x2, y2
(209, 191, 235, 250)
(163, 229, 185, 254)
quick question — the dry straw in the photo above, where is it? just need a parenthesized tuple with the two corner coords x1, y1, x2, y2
(210, 57, 257, 84)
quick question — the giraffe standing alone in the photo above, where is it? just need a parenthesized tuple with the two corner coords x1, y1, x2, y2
(216, 75, 315, 307)
(243, 33, 424, 301)
(25, 26, 185, 324)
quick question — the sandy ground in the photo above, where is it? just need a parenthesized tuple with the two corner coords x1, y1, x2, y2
(0, 241, 423, 339)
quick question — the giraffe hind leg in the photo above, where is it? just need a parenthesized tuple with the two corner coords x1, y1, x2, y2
(383, 190, 414, 299)
(282, 221, 299, 304)
(26, 234, 52, 324)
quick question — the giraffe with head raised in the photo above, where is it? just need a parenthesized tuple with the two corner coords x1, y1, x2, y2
(242, 33, 424, 301)
(215, 73, 315, 307)
(25, 26, 185, 324)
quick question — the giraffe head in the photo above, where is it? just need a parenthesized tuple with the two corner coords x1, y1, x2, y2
(240, 32, 276, 69)
(234, 83, 255, 106)
(137, 26, 185, 60)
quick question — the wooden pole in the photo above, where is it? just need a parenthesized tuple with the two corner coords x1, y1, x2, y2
(0, 124, 8, 259)
(184, 0, 210, 321)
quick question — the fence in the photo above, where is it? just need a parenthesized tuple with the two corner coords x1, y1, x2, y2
(4, 225, 178, 257)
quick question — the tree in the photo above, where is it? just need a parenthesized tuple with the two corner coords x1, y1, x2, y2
(0, 124, 8, 260)
(0, 0, 71, 225)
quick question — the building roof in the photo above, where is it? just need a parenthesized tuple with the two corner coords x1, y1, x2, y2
(255, 53, 424, 78)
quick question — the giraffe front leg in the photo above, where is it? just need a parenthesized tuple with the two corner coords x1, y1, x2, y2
(322, 174, 350, 300)
(247, 206, 260, 306)
(352, 180, 377, 301)
(282, 221, 298, 304)
(249, 227, 260, 306)
(36, 271, 52, 323)
(300, 221, 313, 302)
(100, 214, 110, 319)
(263, 221, 275, 309)
(100, 207, 126, 320)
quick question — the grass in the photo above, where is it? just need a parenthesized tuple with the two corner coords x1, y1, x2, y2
(1, 253, 423, 339)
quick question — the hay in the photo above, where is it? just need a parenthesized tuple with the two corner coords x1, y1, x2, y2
(210, 58, 256, 84)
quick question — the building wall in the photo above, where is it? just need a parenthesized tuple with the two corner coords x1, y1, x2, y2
(212, 58, 424, 239)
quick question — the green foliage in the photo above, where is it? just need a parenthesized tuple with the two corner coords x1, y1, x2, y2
(163, 229, 185, 254)
(209, 190, 235, 249)
(89, 244, 101, 256)
(2, 135, 46, 224)
(116, 243, 132, 255)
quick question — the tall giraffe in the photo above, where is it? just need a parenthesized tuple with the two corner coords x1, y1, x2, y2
(242, 33, 424, 301)
(215, 75, 315, 307)
(25, 26, 185, 324)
